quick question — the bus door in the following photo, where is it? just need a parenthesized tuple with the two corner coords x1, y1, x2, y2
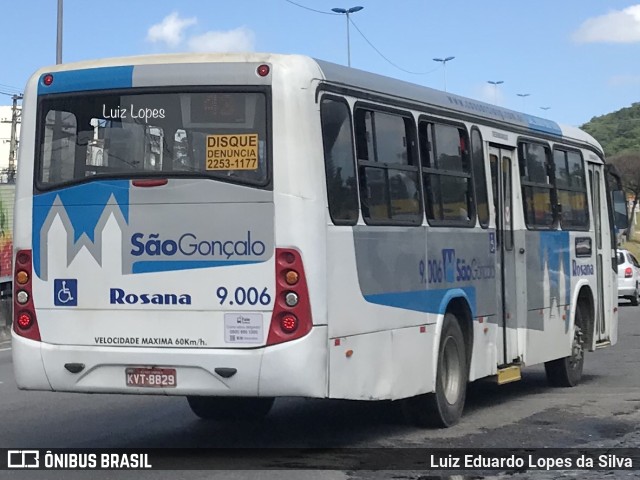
(587, 163, 609, 343)
(489, 145, 519, 365)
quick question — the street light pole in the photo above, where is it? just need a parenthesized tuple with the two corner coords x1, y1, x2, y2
(487, 80, 504, 105)
(56, 0, 63, 64)
(516, 93, 530, 111)
(332, 6, 364, 67)
(433, 56, 455, 92)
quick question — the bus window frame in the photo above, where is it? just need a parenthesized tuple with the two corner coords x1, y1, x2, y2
(418, 115, 476, 228)
(470, 126, 490, 229)
(353, 101, 423, 227)
(33, 85, 274, 194)
(552, 145, 590, 232)
(516, 136, 557, 231)
(319, 94, 360, 226)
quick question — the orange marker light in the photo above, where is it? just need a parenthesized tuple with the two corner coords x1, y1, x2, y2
(16, 270, 29, 285)
(285, 270, 299, 285)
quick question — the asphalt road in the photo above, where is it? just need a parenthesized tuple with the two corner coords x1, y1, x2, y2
(0, 302, 638, 479)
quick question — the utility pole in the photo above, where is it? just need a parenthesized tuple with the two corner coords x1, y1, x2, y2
(57, 0, 63, 64)
(8, 95, 22, 183)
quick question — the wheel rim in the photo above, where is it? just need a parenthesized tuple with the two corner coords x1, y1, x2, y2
(568, 325, 584, 371)
(441, 335, 462, 404)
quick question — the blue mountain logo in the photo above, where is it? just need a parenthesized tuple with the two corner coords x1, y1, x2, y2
(442, 249, 456, 283)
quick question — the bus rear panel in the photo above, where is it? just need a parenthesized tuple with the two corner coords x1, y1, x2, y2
(13, 59, 327, 398)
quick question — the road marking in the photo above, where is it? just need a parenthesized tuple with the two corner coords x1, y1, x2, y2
(0, 347, 11, 352)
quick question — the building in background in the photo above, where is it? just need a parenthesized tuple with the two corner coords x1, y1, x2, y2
(0, 104, 19, 325)
(0, 105, 21, 182)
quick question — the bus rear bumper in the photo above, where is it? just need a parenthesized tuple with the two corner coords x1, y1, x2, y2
(12, 326, 328, 398)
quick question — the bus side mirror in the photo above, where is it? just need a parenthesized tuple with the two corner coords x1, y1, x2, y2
(611, 190, 629, 231)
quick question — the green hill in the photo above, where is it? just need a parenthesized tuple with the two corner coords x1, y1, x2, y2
(581, 102, 640, 157)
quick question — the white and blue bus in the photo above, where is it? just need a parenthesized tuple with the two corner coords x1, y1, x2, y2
(12, 53, 628, 427)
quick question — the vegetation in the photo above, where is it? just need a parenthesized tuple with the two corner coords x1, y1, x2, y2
(581, 102, 640, 158)
(581, 102, 640, 226)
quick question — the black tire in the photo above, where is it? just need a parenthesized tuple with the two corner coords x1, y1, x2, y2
(186, 396, 274, 421)
(402, 312, 468, 428)
(544, 304, 586, 387)
(631, 286, 639, 306)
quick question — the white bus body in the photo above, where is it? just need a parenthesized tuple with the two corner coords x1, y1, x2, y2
(12, 54, 625, 426)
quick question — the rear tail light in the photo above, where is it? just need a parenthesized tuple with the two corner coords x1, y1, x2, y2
(280, 314, 298, 333)
(13, 249, 41, 341)
(267, 248, 312, 345)
(17, 312, 33, 329)
(625, 267, 633, 278)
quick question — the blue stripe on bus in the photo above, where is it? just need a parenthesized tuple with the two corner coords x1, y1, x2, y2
(364, 286, 476, 317)
(38, 66, 134, 95)
(132, 260, 262, 274)
(523, 114, 563, 136)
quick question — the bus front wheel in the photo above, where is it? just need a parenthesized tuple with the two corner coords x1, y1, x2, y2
(186, 396, 275, 421)
(402, 312, 468, 428)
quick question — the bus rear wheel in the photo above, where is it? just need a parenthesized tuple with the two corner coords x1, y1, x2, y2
(186, 396, 275, 421)
(544, 304, 586, 387)
(402, 312, 468, 428)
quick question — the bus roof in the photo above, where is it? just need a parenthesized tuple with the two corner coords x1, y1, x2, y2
(313, 58, 604, 155)
(28, 52, 604, 156)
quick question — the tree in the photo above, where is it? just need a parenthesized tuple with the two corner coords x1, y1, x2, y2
(609, 152, 640, 227)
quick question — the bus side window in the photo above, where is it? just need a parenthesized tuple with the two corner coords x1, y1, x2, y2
(518, 141, 555, 229)
(420, 121, 474, 226)
(471, 128, 489, 228)
(553, 148, 589, 230)
(354, 108, 421, 225)
(320, 98, 359, 224)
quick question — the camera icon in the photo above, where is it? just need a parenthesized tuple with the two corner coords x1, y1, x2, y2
(7, 450, 40, 468)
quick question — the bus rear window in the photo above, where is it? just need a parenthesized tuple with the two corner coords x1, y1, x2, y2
(36, 91, 268, 189)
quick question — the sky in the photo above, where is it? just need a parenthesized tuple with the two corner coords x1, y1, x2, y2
(1, 0, 640, 127)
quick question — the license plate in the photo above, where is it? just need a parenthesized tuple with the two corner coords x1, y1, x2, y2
(126, 367, 177, 388)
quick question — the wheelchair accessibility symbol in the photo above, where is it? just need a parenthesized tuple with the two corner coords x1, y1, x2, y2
(54, 279, 77, 306)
